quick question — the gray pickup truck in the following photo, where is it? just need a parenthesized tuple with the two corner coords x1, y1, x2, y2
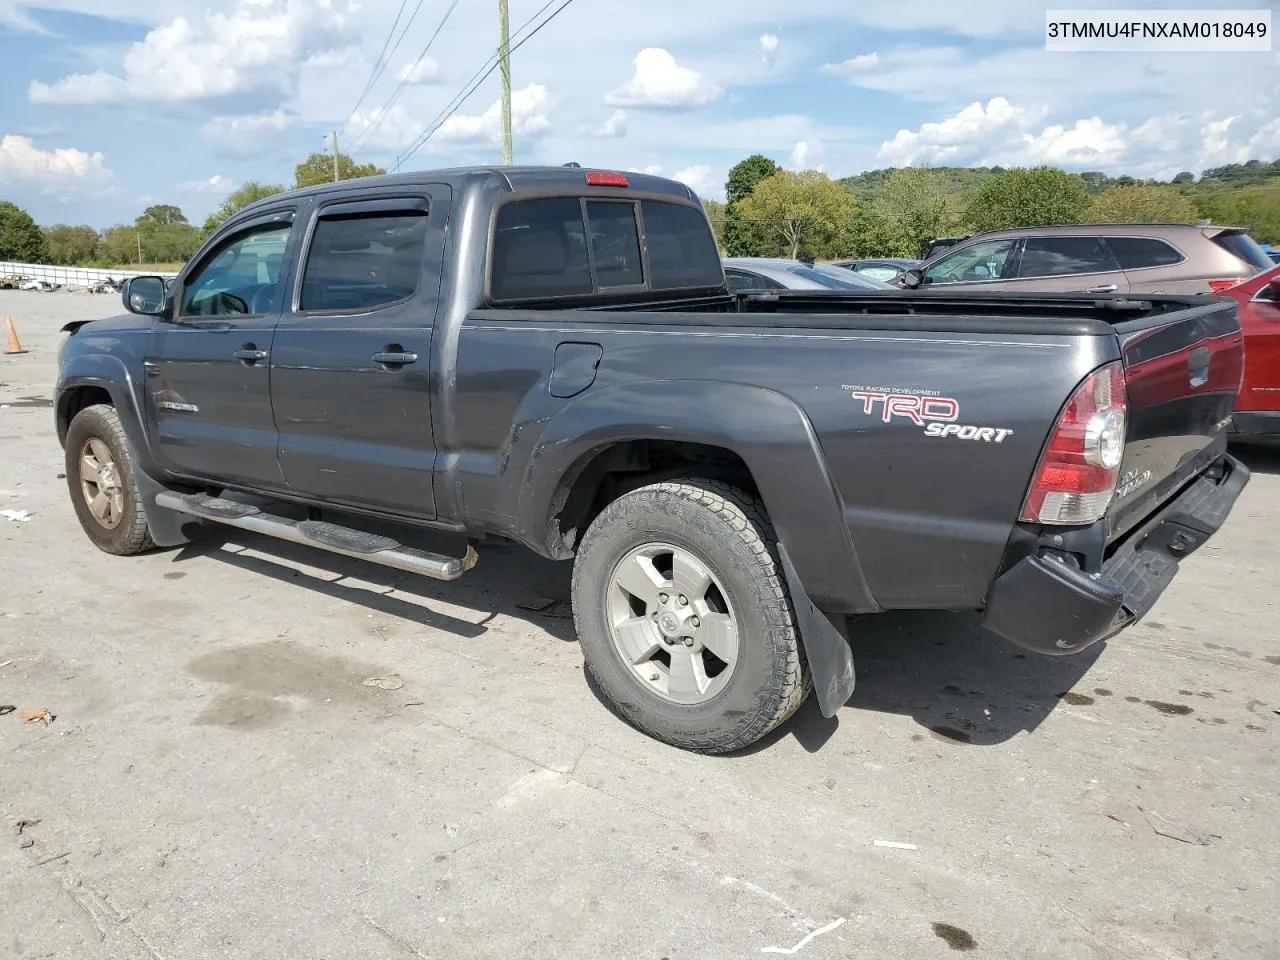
(55, 166, 1250, 752)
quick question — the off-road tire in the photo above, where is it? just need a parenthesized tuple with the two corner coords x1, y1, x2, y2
(64, 403, 155, 556)
(572, 479, 811, 753)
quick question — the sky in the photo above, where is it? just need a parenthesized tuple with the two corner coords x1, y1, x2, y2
(0, 0, 1277, 228)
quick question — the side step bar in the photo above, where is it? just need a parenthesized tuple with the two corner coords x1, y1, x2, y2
(154, 492, 477, 581)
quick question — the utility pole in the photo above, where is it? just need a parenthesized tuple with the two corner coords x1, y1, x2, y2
(136, 230, 142, 266)
(498, 0, 512, 165)
(331, 130, 341, 182)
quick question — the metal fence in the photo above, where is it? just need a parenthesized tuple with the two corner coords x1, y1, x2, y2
(0, 261, 180, 287)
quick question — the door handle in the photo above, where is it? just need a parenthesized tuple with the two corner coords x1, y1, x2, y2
(372, 351, 419, 367)
(1088, 284, 1118, 294)
(234, 347, 268, 365)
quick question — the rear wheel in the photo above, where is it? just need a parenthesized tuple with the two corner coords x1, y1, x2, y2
(571, 480, 810, 753)
(64, 404, 154, 556)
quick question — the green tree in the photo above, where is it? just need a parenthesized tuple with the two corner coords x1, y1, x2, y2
(138, 204, 189, 226)
(0, 201, 49, 262)
(202, 182, 287, 235)
(737, 170, 856, 260)
(98, 225, 140, 265)
(1087, 185, 1198, 224)
(1192, 186, 1280, 244)
(43, 224, 100, 265)
(722, 153, 781, 256)
(294, 151, 386, 189)
(133, 205, 201, 263)
(1172, 171, 1195, 185)
(874, 167, 958, 258)
(842, 207, 896, 259)
(701, 198, 727, 250)
(965, 167, 1090, 232)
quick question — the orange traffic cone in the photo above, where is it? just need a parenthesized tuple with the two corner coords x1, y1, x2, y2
(4, 316, 27, 355)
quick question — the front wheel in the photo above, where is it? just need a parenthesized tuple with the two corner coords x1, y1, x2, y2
(571, 480, 811, 753)
(64, 404, 155, 556)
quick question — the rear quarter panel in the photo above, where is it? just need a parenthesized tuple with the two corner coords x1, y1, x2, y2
(448, 310, 1117, 611)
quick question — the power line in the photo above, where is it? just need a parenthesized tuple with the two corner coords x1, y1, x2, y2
(397, 0, 575, 167)
(340, 0, 434, 140)
(392, 0, 562, 165)
(345, 0, 411, 123)
(349, 0, 465, 152)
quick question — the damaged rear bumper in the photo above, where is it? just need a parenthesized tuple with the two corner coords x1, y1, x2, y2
(982, 453, 1250, 656)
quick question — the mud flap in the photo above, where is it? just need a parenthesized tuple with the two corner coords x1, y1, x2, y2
(778, 541, 855, 718)
(127, 440, 191, 548)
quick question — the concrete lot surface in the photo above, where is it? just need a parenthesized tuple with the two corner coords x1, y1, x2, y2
(2, 291, 1278, 959)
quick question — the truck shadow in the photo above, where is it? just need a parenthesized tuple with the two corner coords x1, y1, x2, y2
(740, 610, 1105, 754)
(169, 524, 579, 644)
(171, 526, 1102, 754)
(1230, 443, 1280, 476)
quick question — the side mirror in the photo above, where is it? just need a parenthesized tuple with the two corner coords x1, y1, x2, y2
(899, 268, 924, 290)
(122, 276, 168, 316)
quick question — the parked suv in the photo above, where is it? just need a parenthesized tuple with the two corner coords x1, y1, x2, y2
(899, 223, 1272, 295)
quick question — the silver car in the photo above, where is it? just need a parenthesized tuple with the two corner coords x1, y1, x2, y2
(723, 258, 897, 292)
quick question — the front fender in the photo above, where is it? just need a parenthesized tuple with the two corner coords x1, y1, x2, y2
(516, 380, 879, 616)
(56, 353, 155, 467)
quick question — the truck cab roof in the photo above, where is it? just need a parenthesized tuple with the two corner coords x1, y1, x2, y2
(234, 165, 701, 221)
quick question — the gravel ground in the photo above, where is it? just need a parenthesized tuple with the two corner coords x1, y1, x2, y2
(2, 291, 1278, 960)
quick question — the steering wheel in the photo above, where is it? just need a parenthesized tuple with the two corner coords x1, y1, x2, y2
(250, 284, 276, 314)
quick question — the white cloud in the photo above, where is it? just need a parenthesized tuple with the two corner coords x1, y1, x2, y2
(789, 139, 825, 171)
(1014, 117, 1127, 166)
(347, 104, 420, 152)
(180, 174, 236, 193)
(606, 48, 721, 110)
(595, 109, 628, 138)
(28, 0, 355, 104)
(201, 110, 295, 155)
(672, 164, 716, 197)
(397, 55, 441, 85)
(876, 97, 1278, 175)
(628, 164, 665, 176)
(877, 97, 1048, 165)
(0, 134, 111, 189)
(822, 53, 879, 77)
(760, 34, 779, 68)
(435, 83, 552, 145)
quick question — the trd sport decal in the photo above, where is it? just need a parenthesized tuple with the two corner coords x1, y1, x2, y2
(846, 386, 1014, 444)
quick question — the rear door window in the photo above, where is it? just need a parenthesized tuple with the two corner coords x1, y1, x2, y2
(1105, 237, 1185, 270)
(300, 207, 429, 313)
(1017, 237, 1118, 278)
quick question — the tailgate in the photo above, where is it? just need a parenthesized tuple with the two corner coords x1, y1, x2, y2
(1109, 298, 1243, 541)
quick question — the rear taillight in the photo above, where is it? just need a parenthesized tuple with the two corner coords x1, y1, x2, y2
(1020, 361, 1127, 525)
(1207, 279, 1239, 293)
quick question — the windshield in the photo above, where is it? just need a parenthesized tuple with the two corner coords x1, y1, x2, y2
(788, 265, 894, 290)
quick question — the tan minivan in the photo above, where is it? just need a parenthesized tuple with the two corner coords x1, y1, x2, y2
(899, 223, 1273, 294)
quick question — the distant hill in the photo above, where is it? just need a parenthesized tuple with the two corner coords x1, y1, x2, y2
(839, 160, 1280, 204)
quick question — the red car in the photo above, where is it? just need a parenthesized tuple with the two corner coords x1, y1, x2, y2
(1226, 263, 1280, 443)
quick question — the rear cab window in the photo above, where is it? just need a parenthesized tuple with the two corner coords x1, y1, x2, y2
(489, 194, 723, 302)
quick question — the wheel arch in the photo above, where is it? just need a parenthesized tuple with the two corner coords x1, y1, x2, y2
(516, 380, 879, 615)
